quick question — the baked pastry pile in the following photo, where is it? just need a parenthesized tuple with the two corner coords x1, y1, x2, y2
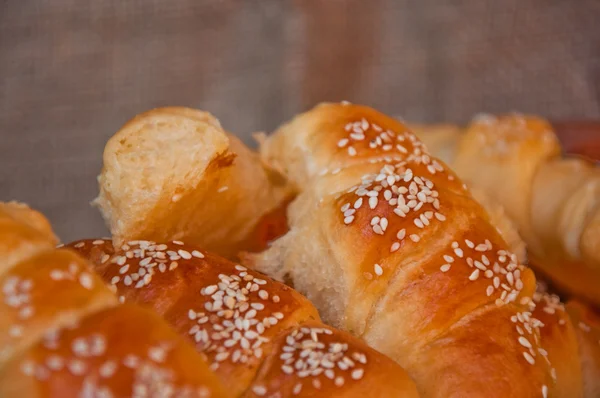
(1, 102, 598, 397)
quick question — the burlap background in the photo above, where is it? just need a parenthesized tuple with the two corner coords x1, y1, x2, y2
(1, 0, 599, 241)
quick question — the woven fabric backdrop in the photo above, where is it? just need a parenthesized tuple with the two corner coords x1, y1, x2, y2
(1, 0, 599, 241)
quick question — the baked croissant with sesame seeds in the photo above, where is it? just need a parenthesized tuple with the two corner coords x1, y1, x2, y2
(531, 281, 600, 398)
(246, 102, 574, 397)
(411, 117, 600, 308)
(92, 107, 293, 261)
(0, 202, 228, 398)
(66, 238, 420, 398)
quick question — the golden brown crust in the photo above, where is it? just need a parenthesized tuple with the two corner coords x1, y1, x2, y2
(0, 203, 57, 276)
(246, 321, 419, 398)
(67, 238, 319, 397)
(532, 291, 583, 397)
(0, 203, 228, 397)
(68, 238, 420, 397)
(453, 114, 562, 253)
(93, 107, 292, 260)
(0, 304, 227, 398)
(261, 102, 440, 189)
(0, 202, 57, 243)
(0, 249, 117, 366)
(254, 103, 555, 397)
(566, 300, 600, 398)
(411, 118, 600, 308)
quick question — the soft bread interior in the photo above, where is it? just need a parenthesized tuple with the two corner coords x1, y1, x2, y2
(93, 107, 229, 245)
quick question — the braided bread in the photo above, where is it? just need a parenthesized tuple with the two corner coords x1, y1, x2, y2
(92, 107, 293, 260)
(66, 238, 419, 398)
(248, 102, 576, 397)
(0, 202, 227, 397)
(411, 116, 600, 307)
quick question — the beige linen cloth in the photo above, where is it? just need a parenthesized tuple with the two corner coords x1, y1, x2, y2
(0, 0, 598, 241)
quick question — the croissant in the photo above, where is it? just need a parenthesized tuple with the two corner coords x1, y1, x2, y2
(0, 202, 228, 397)
(93, 107, 293, 260)
(411, 116, 600, 307)
(245, 102, 588, 397)
(66, 238, 419, 398)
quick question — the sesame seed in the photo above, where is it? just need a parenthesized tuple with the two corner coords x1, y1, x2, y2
(468, 269, 480, 281)
(351, 368, 364, 380)
(542, 385, 548, 398)
(369, 196, 378, 209)
(374, 264, 383, 276)
(348, 147, 357, 156)
(507, 272, 514, 285)
(46, 355, 63, 371)
(178, 250, 192, 260)
(9, 326, 22, 337)
(443, 255, 454, 263)
(440, 264, 451, 272)
(397, 229, 406, 239)
(148, 346, 167, 363)
(192, 250, 205, 259)
(579, 322, 591, 332)
(361, 118, 369, 130)
(78, 273, 94, 289)
(204, 285, 218, 295)
(394, 208, 406, 217)
(465, 239, 474, 248)
(390, 242, 401, 252)
(523, 352, 535, 365)
(380, 217, 388, 231)
(119, 264, 130, 274)
(410, 234, 420, 242)
(20, 360, 35, 376)
(475, 244, 488, 252)
(344, 216, 354, 225)
(454, 248, 464, 258)
(293, 383, 302, 395)
(338, 138, 349, 147)
(518, 336, 532, 348)
(68, 359, 86, 375)
(252, 385, 267, 396)
(50, 270, 63, 280)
